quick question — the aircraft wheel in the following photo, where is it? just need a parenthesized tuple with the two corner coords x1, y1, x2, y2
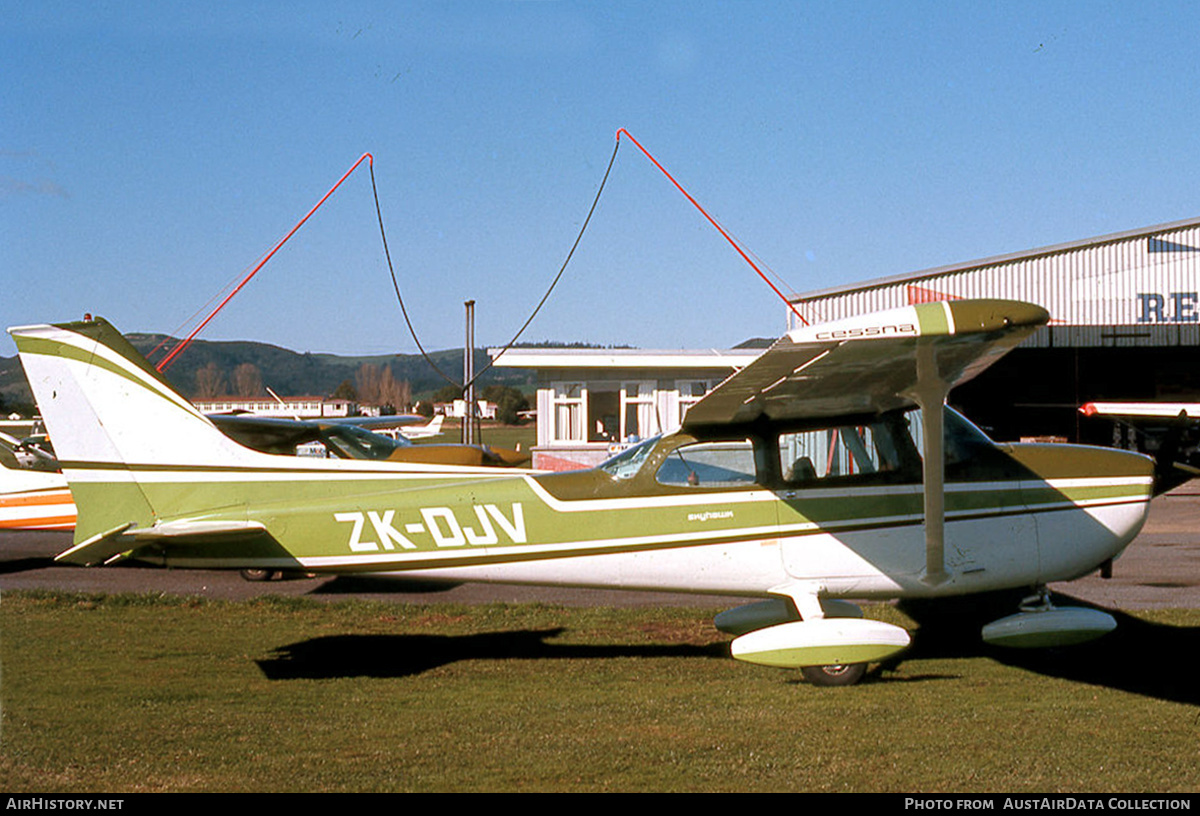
(239, 568, 275, 582)
(801, 662, 867, 687)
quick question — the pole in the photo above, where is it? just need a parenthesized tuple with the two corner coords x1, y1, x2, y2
(463, 300, 476, 445)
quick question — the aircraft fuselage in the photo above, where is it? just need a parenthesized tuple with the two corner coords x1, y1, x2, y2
(108, 410, 1152, 603)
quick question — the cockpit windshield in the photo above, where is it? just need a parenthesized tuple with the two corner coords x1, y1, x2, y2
(597, 435, 662, 480)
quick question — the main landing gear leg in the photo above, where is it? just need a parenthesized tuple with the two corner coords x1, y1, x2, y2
(786, 586, 870, 688)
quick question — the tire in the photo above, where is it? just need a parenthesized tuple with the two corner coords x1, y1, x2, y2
(801, 662, 868, 687)
(239, 568, 274, 582)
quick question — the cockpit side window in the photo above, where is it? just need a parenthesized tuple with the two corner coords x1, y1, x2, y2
(655, 440, 758, 488)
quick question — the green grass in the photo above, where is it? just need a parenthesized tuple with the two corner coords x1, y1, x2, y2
(2, 592, 1197, 792)
(413, 420, 536, 454)
(474, 423, 536, 453)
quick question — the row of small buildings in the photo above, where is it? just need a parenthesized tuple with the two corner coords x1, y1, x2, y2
(194, 396, 499, 421)
(194, 396, 356, 418)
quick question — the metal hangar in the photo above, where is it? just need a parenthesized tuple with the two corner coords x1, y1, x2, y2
(786, 216, 1200, 448)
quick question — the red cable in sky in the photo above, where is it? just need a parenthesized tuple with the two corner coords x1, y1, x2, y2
(614, 128, 809, 326)
(157, 152, 375, 371)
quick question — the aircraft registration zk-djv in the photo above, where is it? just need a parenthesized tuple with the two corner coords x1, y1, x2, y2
(10, 299, 1170, 686)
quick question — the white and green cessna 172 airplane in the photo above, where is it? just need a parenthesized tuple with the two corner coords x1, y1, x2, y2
(10, 299, 1166, 685)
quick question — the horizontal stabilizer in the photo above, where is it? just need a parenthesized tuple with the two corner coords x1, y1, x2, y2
(55, 523, 134, 566)
(55, 519, 269, 566)
(129, 519, 268, 540)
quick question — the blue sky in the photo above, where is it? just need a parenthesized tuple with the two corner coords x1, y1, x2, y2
(5, 1, 1200, 358)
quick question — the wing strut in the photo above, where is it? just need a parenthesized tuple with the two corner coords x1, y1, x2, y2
(911, 341, 948, 585)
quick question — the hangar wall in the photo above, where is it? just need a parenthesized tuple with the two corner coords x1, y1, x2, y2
(791, 216, 1200, 331)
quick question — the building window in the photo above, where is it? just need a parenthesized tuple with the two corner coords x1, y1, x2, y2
(676, 379, 714, 426)
(588, 385, 619, 442)
(550, 382, 585, 443)
(620, 381, 657, 442)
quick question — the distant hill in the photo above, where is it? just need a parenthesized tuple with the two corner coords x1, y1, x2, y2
(0, 355, 33, 412)
(1, 333, 770, 414)
(0, 334, 536, 412)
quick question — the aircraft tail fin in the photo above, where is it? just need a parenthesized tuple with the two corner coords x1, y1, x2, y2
(402, 413, 444, 439)
(9, 318, 266, 542)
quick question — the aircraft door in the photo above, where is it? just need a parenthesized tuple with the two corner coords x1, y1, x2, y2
(774, 408, 1042, 594)
(775, 417, 927, 592)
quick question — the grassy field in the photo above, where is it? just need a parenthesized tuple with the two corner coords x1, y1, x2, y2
(415, 421, 536, 456)
(2, 592, 1198, 793)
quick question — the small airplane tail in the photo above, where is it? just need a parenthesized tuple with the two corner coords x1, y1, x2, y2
(401, 413, 444, 439)
(9, 318, 267, 545)
(0, 447, 75, 531)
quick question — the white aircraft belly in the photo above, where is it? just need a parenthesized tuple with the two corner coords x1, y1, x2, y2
(781, 512, 1040, 598)
(371, 537, 791, 596)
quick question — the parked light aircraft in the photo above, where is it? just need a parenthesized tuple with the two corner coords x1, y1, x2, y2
(328, 413, 448, 440)
(209, 413, 523, 466)
(0, 449, 74, 530)
(0, 417, 40, 440)
(0, 430, 73, 530)
(395, 414, 445, 440)
(1080, 402, 1200, 478)
(0, 411, 521, 533)
(1081, 401, 1200, 420)
(249, 387, 445, 441)
(11, 300, 1163, 685)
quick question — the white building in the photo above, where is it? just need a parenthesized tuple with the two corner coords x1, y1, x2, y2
(431, 400, 498, 420)
(490, 347, 762, 471)
(193, 396, 356, 418)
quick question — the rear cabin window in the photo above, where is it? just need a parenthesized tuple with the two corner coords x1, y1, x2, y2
(778, 412, 922, 486)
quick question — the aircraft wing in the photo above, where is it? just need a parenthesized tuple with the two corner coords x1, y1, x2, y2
(682, 300, 1049, 432)
(1080, 402, 1198, 420)
(323, 414, 425, 428)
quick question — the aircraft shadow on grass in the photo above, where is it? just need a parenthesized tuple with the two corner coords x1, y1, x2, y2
(257, 591, 1200, 705)
(256, 630, 727, 680)
(892, 590, 1200, 705)
(311, 575, 465, 595)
